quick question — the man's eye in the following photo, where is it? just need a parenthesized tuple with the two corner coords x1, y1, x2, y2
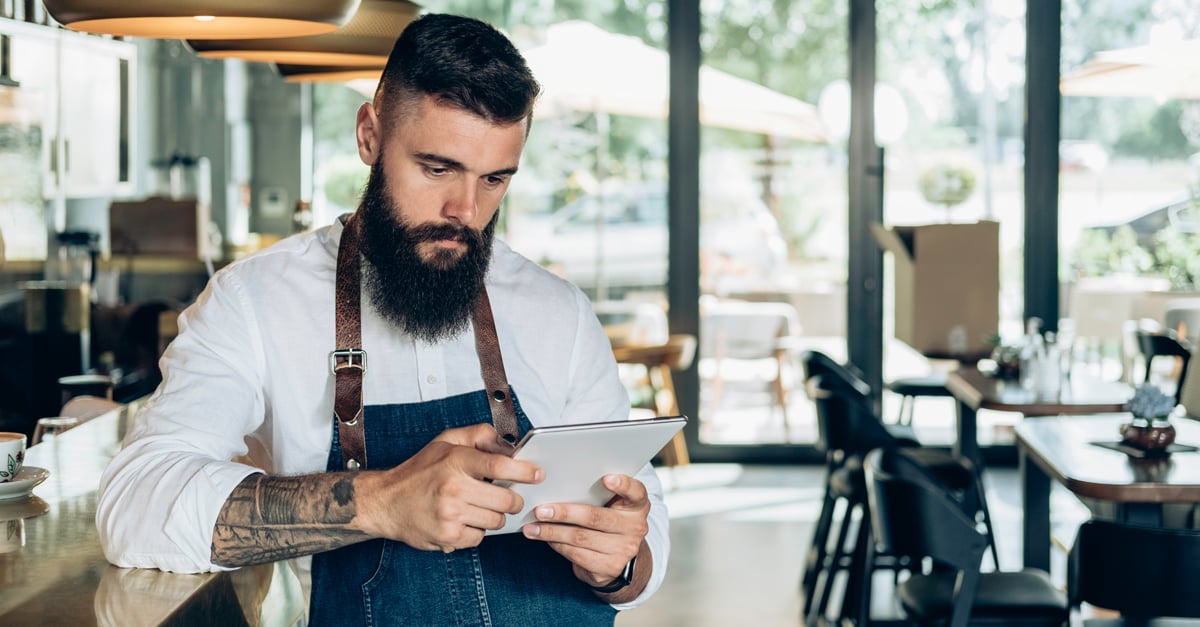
(426, 166, 448, 176)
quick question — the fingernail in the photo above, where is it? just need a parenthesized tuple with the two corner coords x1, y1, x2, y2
(604, 475, 620, 488)
(534, 468, 545, 482)
(536, 506, 553, 519)
(524, 524, 541, 537)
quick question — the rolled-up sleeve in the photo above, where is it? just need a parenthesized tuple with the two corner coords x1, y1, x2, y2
(97, 270, 267, 573)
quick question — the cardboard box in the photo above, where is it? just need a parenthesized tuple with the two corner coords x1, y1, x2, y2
(109, 197, 210, 259)
(870, 221, 999, 358)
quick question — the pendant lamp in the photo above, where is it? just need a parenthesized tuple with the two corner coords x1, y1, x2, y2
(276, 64, 383, 83)
(187, 0, 420, 66)
(41, 0, 362, 39)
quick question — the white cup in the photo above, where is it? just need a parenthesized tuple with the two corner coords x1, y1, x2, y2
(0, 432, 26, 483)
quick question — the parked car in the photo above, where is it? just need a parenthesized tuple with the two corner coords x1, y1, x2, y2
(1087, 195, 1200, 248)
(504, 182, 788, 292)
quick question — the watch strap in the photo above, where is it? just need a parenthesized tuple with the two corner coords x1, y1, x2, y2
(588, 555, 636, 593)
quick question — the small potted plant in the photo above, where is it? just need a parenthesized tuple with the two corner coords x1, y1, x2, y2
(1120, 383, 1178, 451)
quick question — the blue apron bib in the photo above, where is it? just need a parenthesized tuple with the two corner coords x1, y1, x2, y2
(308, 389, 618, 626)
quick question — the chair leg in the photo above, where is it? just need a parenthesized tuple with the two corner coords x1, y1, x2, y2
(657, 431, 689, 467)
(808, 496, 856, 627)
(773, 350, 791, 440)
(802, 475, 838, 615)
(974, 469, 1001, 570)
(840, 504, 874, 625)
(857, 526, 879, 627)
(898, 395, 913, 426)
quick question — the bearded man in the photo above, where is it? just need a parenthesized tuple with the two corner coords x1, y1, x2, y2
(97, 14, 668, 626)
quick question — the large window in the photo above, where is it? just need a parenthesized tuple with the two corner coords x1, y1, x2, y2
(1060, 1, 1200, 385)
(877, 1, 1028, 448)
(696, 1, 848, 447)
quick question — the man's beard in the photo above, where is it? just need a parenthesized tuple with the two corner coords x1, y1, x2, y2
(357, 161, 496, 343)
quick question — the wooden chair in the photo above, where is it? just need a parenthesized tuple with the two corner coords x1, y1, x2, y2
(1069, 519, 1200, 623)
(611, 334, 696, 468)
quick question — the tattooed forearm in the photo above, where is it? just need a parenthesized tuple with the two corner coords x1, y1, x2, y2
(211, 473, 370, 567)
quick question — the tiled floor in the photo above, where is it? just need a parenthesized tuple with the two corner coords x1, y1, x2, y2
(616, 462, 1091, 626)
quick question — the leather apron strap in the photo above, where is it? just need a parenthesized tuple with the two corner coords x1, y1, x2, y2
(333, 214, 367, 469)
(471, 289, 520, 446)
(332, 214, 520, 470)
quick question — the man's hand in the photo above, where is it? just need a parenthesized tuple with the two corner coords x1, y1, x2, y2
(353, 423, 543, 552)
(210, 424, 543, 567)
(520, 473, 653, 602)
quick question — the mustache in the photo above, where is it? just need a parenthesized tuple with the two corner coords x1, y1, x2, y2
(407, 222, 477, 244)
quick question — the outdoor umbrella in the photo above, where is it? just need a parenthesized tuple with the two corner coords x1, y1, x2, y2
(521, 20, 828, 142)
(1061, 38, 1200, 100)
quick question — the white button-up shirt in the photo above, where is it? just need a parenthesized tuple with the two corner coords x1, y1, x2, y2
(96, 218, 668, 610)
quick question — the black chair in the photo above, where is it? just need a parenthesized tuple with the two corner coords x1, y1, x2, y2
(1069, 519, 1200, 624)
(886, 372, 954, 425)
(865, 447, 1068, 627)
(799, 350, 998, 626)
(1136, 330, 1193, 404)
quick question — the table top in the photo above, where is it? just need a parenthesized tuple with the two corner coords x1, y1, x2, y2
(0, 401, 305, 626)
(947, 368, 1132, 415)
(1015, 414, 1200, 503)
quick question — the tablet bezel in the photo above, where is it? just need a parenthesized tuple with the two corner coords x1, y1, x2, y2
(486, 415, 687, 535)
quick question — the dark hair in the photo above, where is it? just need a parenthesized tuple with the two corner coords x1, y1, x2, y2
(376, 13, 540, 129)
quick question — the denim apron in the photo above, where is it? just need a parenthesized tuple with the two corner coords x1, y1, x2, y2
(308, 389, 618, 627)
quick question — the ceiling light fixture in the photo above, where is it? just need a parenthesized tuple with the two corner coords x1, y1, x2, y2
(40, 1, 362, 39)
(275, 64, 383, 83)
(187, 0, 419, 66)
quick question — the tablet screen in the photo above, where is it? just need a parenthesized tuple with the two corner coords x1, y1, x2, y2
(487, 415, 686, 535)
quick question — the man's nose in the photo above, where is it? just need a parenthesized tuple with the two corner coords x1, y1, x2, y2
(443, 180, 478, 224)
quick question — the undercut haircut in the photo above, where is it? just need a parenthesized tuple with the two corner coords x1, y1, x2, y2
(375, 13, 541, 132)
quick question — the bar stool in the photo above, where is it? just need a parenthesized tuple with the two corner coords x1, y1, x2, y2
(611, 334, 696, 468)
(800, 351, 997, 626)
(885, 373, 952, 425)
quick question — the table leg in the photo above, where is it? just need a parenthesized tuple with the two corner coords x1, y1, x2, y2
(1021, 448, 1051, 571)
(954, 399, 979, 465)
(1119, 503, 1163, 527)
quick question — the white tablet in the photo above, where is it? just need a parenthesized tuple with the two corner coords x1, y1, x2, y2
(487, 415, 687, 535)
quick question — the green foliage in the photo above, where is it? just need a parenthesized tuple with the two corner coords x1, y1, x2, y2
(1070, 217, 1200, 290)
(1152, 226, 1200, 289)
(322, 156, 369, 210)
(1070, 225, 1155, 277)
(1113, 102, 1195, 160)
(313, 83, 367, 155)
(918, 163, 976, 209)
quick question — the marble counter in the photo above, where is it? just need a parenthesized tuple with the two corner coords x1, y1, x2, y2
(0, 401, 306, 626)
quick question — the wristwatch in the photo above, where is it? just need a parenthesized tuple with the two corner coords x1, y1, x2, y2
(588, 556, 637, 594)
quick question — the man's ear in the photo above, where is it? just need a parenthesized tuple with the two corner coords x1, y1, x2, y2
(356, 102, 382, 165)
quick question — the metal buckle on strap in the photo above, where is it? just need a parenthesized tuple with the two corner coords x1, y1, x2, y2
(329, 349, 368, 374)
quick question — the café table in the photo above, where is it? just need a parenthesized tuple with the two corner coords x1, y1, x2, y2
(0, 400, 307, 626)
(1015, 414, 1200, 572)
(945, 368, 1132, 464)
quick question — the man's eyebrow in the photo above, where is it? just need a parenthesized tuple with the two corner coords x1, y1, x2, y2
(413, 152, 518, 178)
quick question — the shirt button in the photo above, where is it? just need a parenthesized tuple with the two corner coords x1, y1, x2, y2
(426, 375, 438, 384)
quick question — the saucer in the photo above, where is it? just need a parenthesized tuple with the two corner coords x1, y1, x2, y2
(0, 467, 50, 501)
(0, 495, 49, 520)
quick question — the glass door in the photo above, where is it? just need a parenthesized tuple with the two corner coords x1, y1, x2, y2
(696, 0, 849, 448)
